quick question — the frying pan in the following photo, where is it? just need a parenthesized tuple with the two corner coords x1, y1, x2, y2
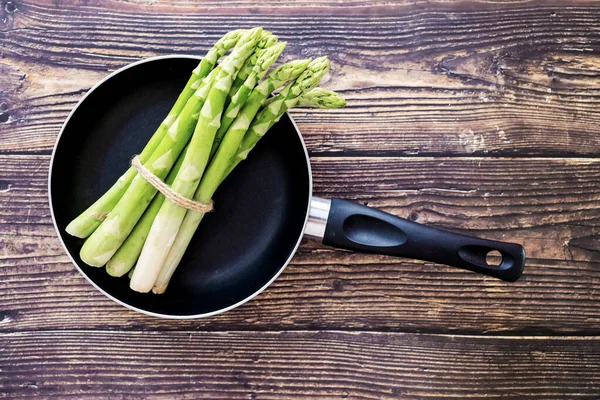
(49, 55, 526, 318)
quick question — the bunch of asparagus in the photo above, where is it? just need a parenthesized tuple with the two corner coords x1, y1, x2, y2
(65, 27, 346, 294)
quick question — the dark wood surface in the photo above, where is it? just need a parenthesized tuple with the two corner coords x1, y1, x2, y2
(1, 0, 600, 398)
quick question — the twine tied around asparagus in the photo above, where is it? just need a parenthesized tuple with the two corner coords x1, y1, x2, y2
(131, 155, 214, 213)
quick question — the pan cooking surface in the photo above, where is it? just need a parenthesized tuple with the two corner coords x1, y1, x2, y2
(50, 57, 311, 316)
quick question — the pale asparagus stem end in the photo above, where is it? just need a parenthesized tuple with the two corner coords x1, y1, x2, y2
(152, 285, 167, 294)
(106, 261, 128, 277)
(65, 225, 88, 238)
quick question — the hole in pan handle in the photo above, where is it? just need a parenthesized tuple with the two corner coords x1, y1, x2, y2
(308, 197, 525, 282)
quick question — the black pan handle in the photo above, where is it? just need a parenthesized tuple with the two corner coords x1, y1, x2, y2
(321, 198, 525, 282)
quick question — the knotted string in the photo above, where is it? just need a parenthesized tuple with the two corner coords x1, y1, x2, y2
(131, 155, 214, 213)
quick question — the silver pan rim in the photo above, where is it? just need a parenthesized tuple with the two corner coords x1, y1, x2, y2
(48, 54, 313, 319)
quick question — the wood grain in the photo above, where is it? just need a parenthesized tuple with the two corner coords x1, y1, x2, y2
(2, 1, 600, 155)
(2, 155, 599, 259)
(2, 243, 600, 334)
(1, 154, 599, 333)
(1, 330, 599, 399)
(3, 0, 600, 397)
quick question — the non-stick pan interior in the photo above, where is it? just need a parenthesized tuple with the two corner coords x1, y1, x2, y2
(50, 57, 311, 317)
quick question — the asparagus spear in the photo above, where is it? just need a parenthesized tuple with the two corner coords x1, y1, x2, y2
(213, 58, 311, 159)
(105, 144, 189, 277)
(195, 29, 246, 80)
(298, 87, 347, 108)
(152, 57, 331, 294)
(79, 59, 222, 267)
(65, 29, 245, 239)
(123, 59, 309, 285)
(229, 33, 278, 99)
(210, 41, 287, 159)
(264, 86, 345, 109)
(225, 56, 330, 178)
(130, 28, 263, 293)
(113, 42, 284, 271)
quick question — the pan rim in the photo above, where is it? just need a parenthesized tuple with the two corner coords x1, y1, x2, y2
(48, 54, 313, 319)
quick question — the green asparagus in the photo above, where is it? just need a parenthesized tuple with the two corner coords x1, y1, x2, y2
(79, 61, 223, 267)
(225, 56, 330, 178)
(152, 57, 331, 294)
(130, 28, 263, 293)
(65, 29, 244, 239)
(229, 33, 278, 99)
(105, 144, 189, 277)
(67, 27, 350, 297)
(298, 87, 347, 108)
(210, 41, 287, 159)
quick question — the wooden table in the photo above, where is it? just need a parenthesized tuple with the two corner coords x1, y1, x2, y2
(2, 1, 600, 398)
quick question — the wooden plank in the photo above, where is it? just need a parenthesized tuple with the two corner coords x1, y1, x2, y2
(2, 2, 600, 155)
(7, 0, 592, 11)
(2, 155, 599, 259)
(1, 330, 599, 398)
(1, 154, 599, 333)
(2, 245, 599, 334)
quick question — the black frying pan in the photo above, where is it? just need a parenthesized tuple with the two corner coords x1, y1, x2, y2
(49, 56, 526, 318)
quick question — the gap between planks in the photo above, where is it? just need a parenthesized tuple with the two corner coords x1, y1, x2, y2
(1, 152, 600, 161)
(2, 325, 600, 339)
